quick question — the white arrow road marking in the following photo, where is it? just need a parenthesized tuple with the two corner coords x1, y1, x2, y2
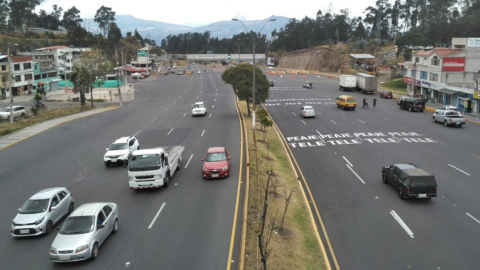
(390, 210, 415, 238)
(148, 203, 166, 229)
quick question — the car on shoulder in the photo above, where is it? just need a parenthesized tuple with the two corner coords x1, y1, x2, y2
(303, 81, 313, 89)
(300, 105, 315, 118)
(202, 147, 231, 178)
(49, 202, 119, 262)
(0, 105, 27, 121)
(269, 80, 274, 86)
(379, 91, 393, 99)
(397, 96, 425, 112)
(11, 187, 74, 237)
(382, 163, 438, 200)
(192, 101, 207, 116)
(336, 95, 357, 110)
(104, 136, 140, 166)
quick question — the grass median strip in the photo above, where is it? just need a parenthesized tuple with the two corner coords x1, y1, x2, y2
(238, 101, 326, 270)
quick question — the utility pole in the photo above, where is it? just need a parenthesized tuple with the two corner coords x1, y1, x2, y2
(7, 45, 13, 124)
(115, 46, 123, 107)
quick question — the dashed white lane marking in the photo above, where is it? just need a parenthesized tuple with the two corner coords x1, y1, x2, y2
(292, 112, 297, 116)
(209, 113, 212, 118)
(330, 120, 337, 125)
(180, 96, 182, 98)
(346, 164, 365, 184)
(390, 210, 414, 238)
(340, 111, 345, 114)
(466, 212, 480, 225)
(200, 91, 202, 93)
(343, 156, 353, 167)
(358, 119, 366, 124)
(173, 101, 176, 103)
(167, 128, 174, 135)
(183, 113, 187, 117)
(301, 120, 306, 125)
(201, 130, 205, 137)
(164, 108, 169, 111)
(133, 130, 141, 137)
(401, 125, 406, 128)
(184, 154, 194, 169)
(212, 105, 215, 109)
(148, 203, 166, 229)
(383, 118, 389, 121)
(151, 118, 157, 122)
(448, 164, 470, 176)
(196, 96, 199, 99)
(316, 111, 321, 115)
(215, 98, 216, 101)
(472, 154, 480, 159)
(440, 141, 449, 146)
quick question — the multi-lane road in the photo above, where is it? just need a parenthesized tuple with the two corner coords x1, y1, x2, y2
(265, 73, 480, 269)
(0, 67, 245, 269)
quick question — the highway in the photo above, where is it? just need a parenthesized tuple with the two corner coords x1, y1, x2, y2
(265, 73, 480, 269)
(0, 67, 244, 269)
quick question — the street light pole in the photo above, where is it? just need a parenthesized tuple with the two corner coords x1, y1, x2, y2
(232, 18, 276, 130)
(7, 45, 13, 124)
(115, 46, 123, 107)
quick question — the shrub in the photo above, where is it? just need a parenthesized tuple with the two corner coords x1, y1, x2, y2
(30, 107, 38, 115)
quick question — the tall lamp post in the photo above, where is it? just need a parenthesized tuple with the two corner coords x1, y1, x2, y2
(7, 43, 18, 124)
(232, 17, 276, 129)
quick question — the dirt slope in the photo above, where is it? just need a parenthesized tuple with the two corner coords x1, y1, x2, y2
(276, 46, 345, 73)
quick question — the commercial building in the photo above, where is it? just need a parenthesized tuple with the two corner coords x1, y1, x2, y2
(404, 37, 480, 113)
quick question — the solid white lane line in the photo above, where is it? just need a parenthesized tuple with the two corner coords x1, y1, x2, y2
(151, 118, 157, 122)
(316, 111, 321, 115)
(390, 210, 415, 238)
(292, 112, 297, 116)
(358, 119, 366, 124)
(212, 105, 215, 109)
(343, 156, 353, 167)
(330, 120, 337, 125)
(472, 154, 480, 159)
(440, 141, 449, 146)
(183, 113, 187, 117)
(466, 212, 480, 225)
(184, 154, 194, 169)
(201, 130, 205, 137)
(133, 130, 141, 137)
(148, 203, 166, 229)
(167, 128, 174, 135)
(346, 164, 365, 184)
(301, 120, 306, 125)
(448, 164, 470, 176)
(209, 113, 212, 118)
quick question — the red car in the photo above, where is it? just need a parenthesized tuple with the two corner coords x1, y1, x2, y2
(201, 147, 231, 178)
(380, 91, 393, 99)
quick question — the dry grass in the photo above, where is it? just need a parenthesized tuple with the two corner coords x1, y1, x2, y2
(239, 101, 326, 270)
(0, 105, 93, 137)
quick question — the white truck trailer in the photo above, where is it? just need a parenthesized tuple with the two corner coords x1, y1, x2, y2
(355, 73, 377, 94)
(339, 75, 356, 91)
(128, 146, 184, 189)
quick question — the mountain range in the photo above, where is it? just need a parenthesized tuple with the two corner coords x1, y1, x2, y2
(83, 15, 290, 45)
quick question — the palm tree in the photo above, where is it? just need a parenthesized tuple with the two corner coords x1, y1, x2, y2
(69, 66, 92, 106)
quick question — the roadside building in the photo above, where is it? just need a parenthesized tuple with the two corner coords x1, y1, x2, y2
(11, 56, 34, 96)
(404, 37, 480, 113)
(130, 47, 152, 74)
(33, 62, 61, 93)
(0, 55, 11, 99)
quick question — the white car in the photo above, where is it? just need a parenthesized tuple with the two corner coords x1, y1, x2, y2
(104, 136, 140, 166)
(300, 105, 316, 118)
(50, 202, 119, 262)
(11, 187, 74, 237)
(197, 70, 201, 74)
(0, 105, 26, 120)
(192, 101, 207, 116)
(440, 106, 463, 116)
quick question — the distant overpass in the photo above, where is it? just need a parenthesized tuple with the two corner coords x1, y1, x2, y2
(186, 54, 266, 62)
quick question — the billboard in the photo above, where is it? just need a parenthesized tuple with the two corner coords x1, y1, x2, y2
(467, 38, 480, 47)
(267, 57, 275, 66)
(138, 50, 148, 57)
(442, 57, 465, 72)
(403, 76, 414, 84)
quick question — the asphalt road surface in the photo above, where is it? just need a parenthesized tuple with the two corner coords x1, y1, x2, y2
(0, 67, 244, 269)
(265, 73, 480, 270)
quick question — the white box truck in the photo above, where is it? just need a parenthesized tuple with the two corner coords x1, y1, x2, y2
(339, 75, 356, 91)
(128, 146, 184, 189)
(355, 73, 377, 94)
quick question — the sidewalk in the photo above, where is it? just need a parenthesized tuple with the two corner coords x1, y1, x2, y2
(0, 106, 118, 151)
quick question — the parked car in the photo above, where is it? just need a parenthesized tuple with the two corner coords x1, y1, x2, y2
(104, 136, 140, 166)
(269, 80, 274, 86)
(303, 81, 313, 89)
(336, 95, 357, 110)
(11, 187, 74, 237)
(433, 110, 466, 127)
(202, 147, 231, 178)
(397, 97, 425, 112)
(131, 73, 144, 79)
(300, 105, 316, 118)
(440, 106, 463, 116)
(50, 202, 119, 262)
(382, 163, 438, 199)
(0, 105, 27, 121)
(192, 101, 207, 116)
(379, 91, 393, 99)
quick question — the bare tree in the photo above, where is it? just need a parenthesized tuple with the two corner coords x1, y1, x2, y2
(270, 177, 285, 197)
(279, 187, 296, 231)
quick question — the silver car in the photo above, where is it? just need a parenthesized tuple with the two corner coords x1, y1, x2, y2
(11, 187, 74, 237)
(192, 101, 207, 116)
(300, 105, 316, 118)
(50, 202, 119, 262)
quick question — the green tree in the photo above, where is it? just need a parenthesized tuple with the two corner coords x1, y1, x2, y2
(0, 1, 9, 33)
(260, 116, 273, 141)
(94, 6, 115, 37)
(107, 22, 122, 45)
(62, 6, 82, 32)
(80, 48, 113, 107)
(9, 0, 44, 34)
(69, 66, 92, 106)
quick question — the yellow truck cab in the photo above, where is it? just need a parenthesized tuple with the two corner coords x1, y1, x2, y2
(336, 95, 357, 110)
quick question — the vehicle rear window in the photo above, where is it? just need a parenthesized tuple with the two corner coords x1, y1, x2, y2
(414, 100, 425, 105)
(304, 107, 313, 111)
(409, 177, 436, 187)
(347, 99, 356, 103)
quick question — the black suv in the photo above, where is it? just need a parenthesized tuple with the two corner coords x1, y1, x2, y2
(397, 97, 425, 112)
(382, 163, 438, 199)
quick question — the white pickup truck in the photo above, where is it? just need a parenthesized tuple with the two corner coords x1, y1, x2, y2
(128, 146, 184, 189)
(433, 110, 466, 127)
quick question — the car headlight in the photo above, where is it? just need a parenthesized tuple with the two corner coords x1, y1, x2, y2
(203, 166, 208, 172)
(222, 165, 229, 171)
(12, 221, 18, 226)
(50, 247, 57, 254)
(154, 175, 161, 179)
(34, 217, 44, 225)
(75, 244, 89, 253)
(129, 177, 134, 181)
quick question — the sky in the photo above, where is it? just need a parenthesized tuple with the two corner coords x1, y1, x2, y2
(38, 0, 379, 27)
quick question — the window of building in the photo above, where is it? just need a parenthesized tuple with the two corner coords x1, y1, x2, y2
(420, 71, 428, 80)
(23, 63, 32, 70)
(1, 65, 6, 71)
(34, 56, 39, 59)
(410, 70, 417, 78)
(24, 74, 33, 81)
(454, 45, 465, 49)
(14, 64, 20, 71)
(429, 72, 438, 82)
(415, 57, 419, 63)
(34, 74, 41, 80)
(15, 75, 21, 82)
(431, 56, 440, 66)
